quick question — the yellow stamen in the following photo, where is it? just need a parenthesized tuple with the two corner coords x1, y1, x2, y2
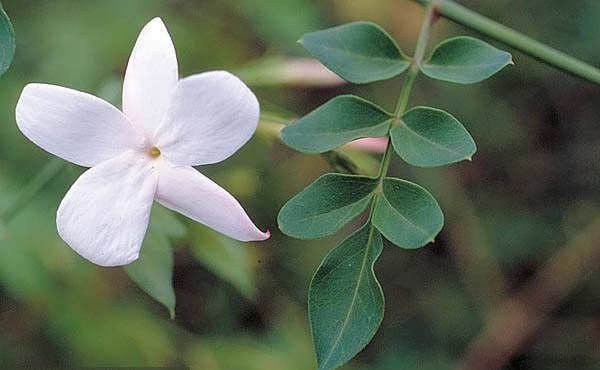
(150, 146, 161, 157)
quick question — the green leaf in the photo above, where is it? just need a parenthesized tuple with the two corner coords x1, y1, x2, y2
(278, 173, 378, 239)
(189, 226, 256, 300)
(300, 21, 411, 83)
(281, 95, 392, 153)
(309, 224, 384, 370)
(0, 2, 15, 76)
(229, 0, 322, 53)
(151, 204, 187, 240)
(125, 230, 176, 319)
(420, 36, 512, 84)
(124, 205, 187, 318)
(372, 178, 443, 249)
(390, 106, 476, 167)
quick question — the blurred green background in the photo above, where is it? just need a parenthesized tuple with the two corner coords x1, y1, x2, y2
(0, 0, 599, 369)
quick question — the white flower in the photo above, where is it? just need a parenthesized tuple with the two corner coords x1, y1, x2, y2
(15, 18, 270, 267)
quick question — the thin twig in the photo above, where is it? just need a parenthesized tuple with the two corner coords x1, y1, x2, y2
(0, 158, 66, 223)
(411, 0, 600, 85)
(459, 217, 600, 370)
(442, 169, 508, 311)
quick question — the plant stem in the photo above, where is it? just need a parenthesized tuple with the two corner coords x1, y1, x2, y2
(394, 1, 436, 116)
(460, 217, 600, 370)
(368, 1, 438, 224)
(0, 158, 66, 224)
(412, 0, 600, 85)
(394, 69, 418, 117)
(379, 2, 438, 182)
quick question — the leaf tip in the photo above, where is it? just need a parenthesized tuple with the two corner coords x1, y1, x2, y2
(169, 308, 176, 320)
(508, 58, 515, 66)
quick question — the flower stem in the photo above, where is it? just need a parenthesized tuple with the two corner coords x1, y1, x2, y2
(0, 158, 66, 224)
(412, 0, 600, 85)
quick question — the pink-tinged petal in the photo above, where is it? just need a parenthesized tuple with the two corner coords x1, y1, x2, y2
(16, 83, 144, 167)
(344, 137, 389, 153)
(156, 164, 269, 241)
(123, 17, 178, 137)
(155, 71, 260, 166)
(57, 152, 158, 267)
(280, 58, 346, 87)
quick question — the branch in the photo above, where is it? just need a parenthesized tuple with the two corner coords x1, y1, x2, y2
(412, 0, 600, 85)
(459, 217, 600, 370)
(0, 158, 66, 235)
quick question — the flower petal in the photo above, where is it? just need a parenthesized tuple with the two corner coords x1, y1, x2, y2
(155, 71, 260, 166)
(16, 83, 144, 167)
(57, 152, 158, 266)
(123, 17, 178, 136)
(156, 164, 269, 241)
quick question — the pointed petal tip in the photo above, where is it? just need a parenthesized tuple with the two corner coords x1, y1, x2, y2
(244, 228, 271, 242)
(262, 229, 271, 240)
(146, 17, 167, 28)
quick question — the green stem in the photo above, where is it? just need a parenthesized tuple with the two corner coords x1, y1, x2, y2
(394, 2, 437, 115)
(382, 3, 437, 180)
(369, 2, 438, 222)
(375, 140, 394, 183)
(0, 158, 66, 224)
(412, 0, 600, 85)
(394, 68, 419, 116)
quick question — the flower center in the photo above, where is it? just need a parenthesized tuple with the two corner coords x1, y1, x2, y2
(150, 146, 161, 158)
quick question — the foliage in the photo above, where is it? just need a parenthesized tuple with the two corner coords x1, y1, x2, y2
(390, 106, 476, 167)
(1, 1, 600, 370)
(300, 22, 410, 83)
(420, 36, 512, 84)
(279, 12, 511, 369)
(0, 1, 14, 76)
(124, 205, 185, 318)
